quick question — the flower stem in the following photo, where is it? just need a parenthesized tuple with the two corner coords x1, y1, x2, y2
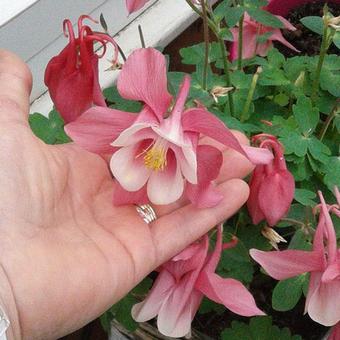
(218, 37, 235, 116)
(240, 67, 262, 122)
(318, 100, 340, 141)
(311, 17, 332, 103)
(184, 0, 235, 116)
(138, 25, 146, 48)
(237, 13, 245, 70)
(200, 0, 210, 90)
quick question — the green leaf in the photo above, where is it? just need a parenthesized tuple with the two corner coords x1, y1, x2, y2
(289, 229, 312, 251)
(104, 86, 142, 112)
(322, 157, 340, 191)
(218, 237, 255, 284)
(293, 95, 319, 135)
(29, 110, 70, 144)
(274, 93, 289, 107)
(221, 317, 302, 340)
(272, 275, 306, 311)
(307, 137, 331, 164)
(319, 68, 340, 97)
(300, 16, 324, 35)
(198, 297, 225, 315)
(225, 7, 245, 27)
(280, 132, 309, 157)
(333, 31, 340, 50)
(294, 188, 316, 206)
(247, 8, 284, 28)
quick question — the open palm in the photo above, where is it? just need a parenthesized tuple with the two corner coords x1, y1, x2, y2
(0, 50, 252, 340)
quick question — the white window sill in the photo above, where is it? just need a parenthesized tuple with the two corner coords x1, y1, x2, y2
(29, 0, 210, 116)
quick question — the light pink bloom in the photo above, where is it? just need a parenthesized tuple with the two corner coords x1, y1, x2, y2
(250, 191, 340, 326)
(132, 225, 265, 337)
(247, 134, 295, 226)
(230, 13, 299, 61)
(328, 322, 340, 340)
(267, 0, 340, 17)
(66, 48, 273, 207)
(126, 0, 149, 14)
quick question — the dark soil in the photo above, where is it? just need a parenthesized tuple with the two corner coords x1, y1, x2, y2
(275, 0, 340, 57)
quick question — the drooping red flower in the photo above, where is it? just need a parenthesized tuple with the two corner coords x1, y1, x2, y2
(44, 16, 118, 123)
(247, 134, 295, 226)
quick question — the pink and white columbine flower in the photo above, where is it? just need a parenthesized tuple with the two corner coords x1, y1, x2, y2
(250, 190, 340, 326)
(230, 13, 299, 61)
(66, 48, 273, 207)
(126, 0, 149, 14)
(132, 225, 265, 337)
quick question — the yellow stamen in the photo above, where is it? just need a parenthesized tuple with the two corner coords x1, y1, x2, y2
(143, 143, 167, 171)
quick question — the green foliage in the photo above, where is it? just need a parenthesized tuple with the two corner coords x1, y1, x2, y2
(300, 16, 324, 35)
(29, 110, 71, 144)
(221, 317, 302, 340)
(104, 86, 142, 112)
(272, 275, 308, 312)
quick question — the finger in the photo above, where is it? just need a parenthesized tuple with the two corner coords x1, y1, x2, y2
(154, 131, 254, 217)
(201, 131, 254, 183)
(151, 178, 249, 265)
(0, 49, 32, 124)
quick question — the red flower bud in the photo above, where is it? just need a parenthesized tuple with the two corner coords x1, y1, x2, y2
(44, 16, 118, 123)
(247, 135, 295, 226)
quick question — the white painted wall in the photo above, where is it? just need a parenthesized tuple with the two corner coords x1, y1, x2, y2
(0, 0, 156, 100)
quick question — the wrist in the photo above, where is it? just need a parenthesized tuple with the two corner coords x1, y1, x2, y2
(0, 265, 21, 340)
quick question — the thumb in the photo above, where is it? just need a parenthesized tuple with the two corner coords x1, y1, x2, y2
(0, 49, 32, 125)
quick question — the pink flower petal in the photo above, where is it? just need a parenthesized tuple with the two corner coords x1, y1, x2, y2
(270, 30, 300, 52)
(186, 145, 224, 208)
(277, 15, 297, 31)
(182, 108, 248, 159)
(91, 55, 107, 107)
(126, 0, 149, 14)
(112, 106, 159, 147)
(64, 106, 136, 154)
(110, 143, 151, 191)
(147, 149, 184, 205)
(132, 270, 175, 322)
(258, 169, 295, 226)
(196, 271, 265, 316)
(307, 280, 340, 326)
(322, 263, 340, 283)
(242, 145, 274, 165)
(172, 145, 197, 184)
(250, 249, 324, 280)
(247, 165, 266, 225)
(157, 289, 202, 338)
(117, 48, 172, 121)
(328, 322, 340, 340)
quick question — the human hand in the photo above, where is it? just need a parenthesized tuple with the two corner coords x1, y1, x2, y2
(0, 50, 253, 340)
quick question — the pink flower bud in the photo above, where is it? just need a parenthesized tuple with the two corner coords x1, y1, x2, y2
(247, 135, 295, 226)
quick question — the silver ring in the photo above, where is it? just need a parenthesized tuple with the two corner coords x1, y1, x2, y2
(135, 204, 157, 224)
